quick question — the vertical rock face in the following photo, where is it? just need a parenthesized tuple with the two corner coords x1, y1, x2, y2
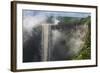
(68, 24, 88, 54)
(50, 24, 88, 61)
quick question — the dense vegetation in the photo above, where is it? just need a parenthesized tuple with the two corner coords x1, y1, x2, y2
(57, 16, 91, 60)
(73, 16, 91, 60)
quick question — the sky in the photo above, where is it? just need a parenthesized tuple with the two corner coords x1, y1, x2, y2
(23, 9, 90, 18)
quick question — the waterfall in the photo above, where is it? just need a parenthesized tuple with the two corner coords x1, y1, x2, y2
(42, 24, 49, 61)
